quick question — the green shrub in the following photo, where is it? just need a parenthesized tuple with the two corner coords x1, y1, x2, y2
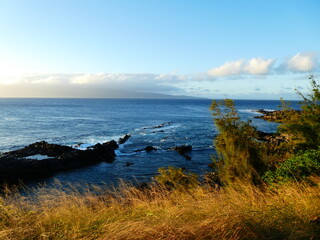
(263, 148, 320, 184)
(279, 74, 320, 151)
(154, 167, 199, 190)
(210, 99, 266, 185)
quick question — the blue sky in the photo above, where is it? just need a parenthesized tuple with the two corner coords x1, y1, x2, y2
(0, 0, 319, 99)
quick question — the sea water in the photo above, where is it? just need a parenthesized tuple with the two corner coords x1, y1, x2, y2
(0, 98, 300, 186)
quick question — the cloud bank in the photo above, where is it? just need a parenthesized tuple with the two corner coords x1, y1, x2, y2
(208, 58, 275, 76)
(208, 52, 319, 77)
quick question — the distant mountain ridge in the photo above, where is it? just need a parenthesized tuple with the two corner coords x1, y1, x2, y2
(0, 84, 204, 99)
(108, 91, 205, 99)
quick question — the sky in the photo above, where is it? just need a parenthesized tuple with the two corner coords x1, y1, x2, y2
(0, 0, 319, 99)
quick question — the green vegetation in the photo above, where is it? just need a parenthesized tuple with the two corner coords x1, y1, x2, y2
(210, 99, 266, 185)
(263, 148, 320, 184)
(279, 74, 320, 151)
(210, 75, 320, 186)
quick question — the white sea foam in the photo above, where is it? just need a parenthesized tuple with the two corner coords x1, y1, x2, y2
(118, 139, 133, 150)
(49, 116, 96, 120)
(115, 150, 136, 156)
(24, 154, 54, 160)
(240, 109, 275, 114)
(183, 106, 207, 112)
(4, 117, 20, 121)
(74, 143, 94, 150)
(239, 109, 261, 114)
(73, 135, 122, 150)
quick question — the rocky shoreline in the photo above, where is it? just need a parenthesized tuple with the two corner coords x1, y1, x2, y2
(254, 109, 300, 122)
(0, 140, 118, 184)
(0, 133, 195, 185)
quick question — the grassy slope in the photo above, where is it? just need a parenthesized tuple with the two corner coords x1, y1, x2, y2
(0, 179, 319, 240)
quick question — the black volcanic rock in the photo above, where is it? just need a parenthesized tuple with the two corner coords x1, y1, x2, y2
(171, 145, 192, 154)
(143, 122, 173, 129)
(3, 141, 74, 158)
(118, 134, 131, 144)
(134, 146, 158, 153)
(0, 140, 118, 184)
(145, 146, 157, 152)
(171, 145, 192, 160)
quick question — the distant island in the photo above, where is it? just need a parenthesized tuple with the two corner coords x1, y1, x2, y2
(0, 83, 205, 99)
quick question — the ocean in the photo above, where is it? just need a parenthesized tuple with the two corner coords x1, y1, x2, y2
(0, 98, 300, 187)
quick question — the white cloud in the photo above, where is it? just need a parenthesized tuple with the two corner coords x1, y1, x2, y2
(208, 59, 245, 76)
(287, 52, 318, 72)
(244, 58, 275, 74)
(23, 74, 65, 84)
(71, 73, 106, 84)
(208, 58, 275, 76)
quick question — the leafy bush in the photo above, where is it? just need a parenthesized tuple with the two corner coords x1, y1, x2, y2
(210, 99, 266, 185)
(263, 149, 320, 184)
(154, 167, 199, 190)
(279, 74, 320, 151)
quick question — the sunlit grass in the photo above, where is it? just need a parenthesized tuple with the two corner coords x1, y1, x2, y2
(0, 179, 319, 240)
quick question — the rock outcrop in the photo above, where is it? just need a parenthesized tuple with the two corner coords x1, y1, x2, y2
(254, 109, 300, 122)
(118, 134, 131, 144)
(0, 140, 118, 184)
(171, 145, 192, 160)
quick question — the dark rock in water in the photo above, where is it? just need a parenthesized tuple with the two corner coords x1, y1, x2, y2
(118, 134, 131, 144)
(134, 146, 158, 152)
(143, 122, 173, 129)
(171, 145, 192, 160)
(171, 145, 192, 154)
(0, 140, 118, 184)
(6, 141, 74, 158)
(153, 130, 164, 133)
(125, 162, 134, 166)
(145, 146, 157, 152)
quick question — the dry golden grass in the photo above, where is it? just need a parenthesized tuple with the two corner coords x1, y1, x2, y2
(0, 179, 319, 240)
